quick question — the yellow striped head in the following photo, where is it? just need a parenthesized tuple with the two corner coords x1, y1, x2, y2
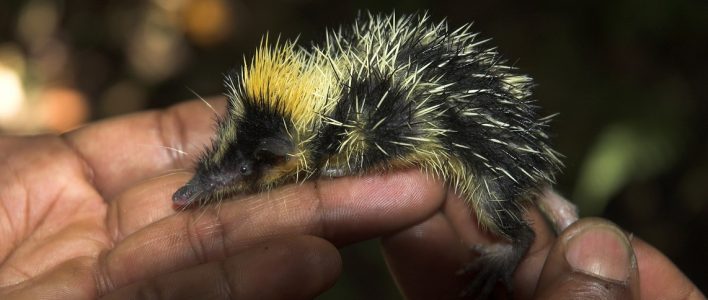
(173, 38, 336, 206)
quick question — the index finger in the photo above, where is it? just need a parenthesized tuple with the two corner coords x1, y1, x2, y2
(63, 98, 225, 197)
(100, 169, 446, 290)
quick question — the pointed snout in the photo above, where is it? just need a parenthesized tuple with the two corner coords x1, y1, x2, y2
(172, 181, 205, 207)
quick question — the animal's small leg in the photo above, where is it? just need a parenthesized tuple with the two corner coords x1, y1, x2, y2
(460, 222, 534, 299)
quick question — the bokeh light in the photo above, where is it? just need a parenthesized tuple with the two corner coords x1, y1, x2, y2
(0, 64, 25, 123)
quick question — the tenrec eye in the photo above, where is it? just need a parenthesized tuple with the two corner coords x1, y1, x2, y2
(239, 164, 251, 175)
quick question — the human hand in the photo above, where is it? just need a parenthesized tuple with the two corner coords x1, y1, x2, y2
(1, 98, 702, 299)
(382, 192, 706, 299)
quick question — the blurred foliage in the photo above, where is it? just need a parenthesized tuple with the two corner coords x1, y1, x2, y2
(1, 0, 706, 296)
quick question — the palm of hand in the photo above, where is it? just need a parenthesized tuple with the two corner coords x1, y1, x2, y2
(0, 101, 230, 298)
(0, 136, 111, 297)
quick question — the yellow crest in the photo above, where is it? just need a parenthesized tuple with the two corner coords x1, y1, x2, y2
(231, 37, 338, 130)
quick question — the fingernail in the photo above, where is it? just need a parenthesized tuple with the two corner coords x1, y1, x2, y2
(565, 225, 633, 282)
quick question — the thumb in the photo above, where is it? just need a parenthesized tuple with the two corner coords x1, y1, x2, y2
(534, 218, 639, 300)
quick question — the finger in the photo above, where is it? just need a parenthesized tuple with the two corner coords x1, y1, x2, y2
(103, 169, 445, 288)
(631, 237, 705, 300)
(63, 98, 225, 198)
(108, 168, 444, 241)
(534, 218, 639, 300)
(381, 212, 474, 300)
(101, 236, 341, 300)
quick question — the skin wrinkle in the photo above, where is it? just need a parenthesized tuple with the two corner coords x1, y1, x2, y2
(59, 134, 96, 188)
(92, 246, 117, 295)
(30, 182, 63, 240)
(281, 183, 324, 238)
(108, 191, 125, 243)
(315, 180, 355, 241)
(2, 264, 31, 286)
(2, 165, 29, 262)
(71, 184, 108, 216)
(569, 276, 619, 299)
(185, 208, 228, 264)
(144, 111, 184, 179)
(21, 169, 30, 260)
(311, 180, 330, 242)
(0, 201, 16, 262)
(79, 232, 113, 258)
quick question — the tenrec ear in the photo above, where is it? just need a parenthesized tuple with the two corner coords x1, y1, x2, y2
(254, 137, 293, 163)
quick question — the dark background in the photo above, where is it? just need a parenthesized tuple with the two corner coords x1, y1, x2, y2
(1, 0, 706, 297)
